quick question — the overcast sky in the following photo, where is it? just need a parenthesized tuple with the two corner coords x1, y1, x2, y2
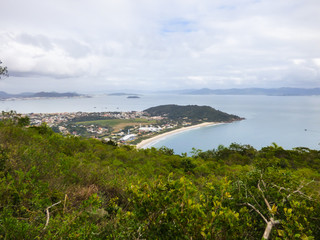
(1, 0, 320, 93)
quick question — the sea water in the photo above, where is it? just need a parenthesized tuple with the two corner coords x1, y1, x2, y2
(1, 94, 320, 153)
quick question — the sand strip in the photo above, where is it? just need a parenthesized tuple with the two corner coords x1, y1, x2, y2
(136, 122, 221, 149)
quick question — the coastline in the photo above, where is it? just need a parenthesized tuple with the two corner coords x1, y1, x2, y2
(136, 122, 221, 149)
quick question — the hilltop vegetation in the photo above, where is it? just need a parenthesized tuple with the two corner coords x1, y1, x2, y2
(144, 104, 243, 123)
(0, 114, 319, 239)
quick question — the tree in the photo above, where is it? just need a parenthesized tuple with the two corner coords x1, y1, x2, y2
(0, 60, 9, 79)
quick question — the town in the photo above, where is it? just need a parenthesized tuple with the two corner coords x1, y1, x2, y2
(1, 105, 242, 146)
(25, 111, 188, 145)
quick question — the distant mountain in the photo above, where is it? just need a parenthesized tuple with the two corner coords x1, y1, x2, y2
(144, 104, 243, 123)
(31, 92, 80, 98)
(0, 91, 81, 99)
(0, 91, 13, 98)
(153, 89, 196, 94)
(108, 93, 141, 96)
(19, 92, 35, 97)
(185, 88, 320, 96)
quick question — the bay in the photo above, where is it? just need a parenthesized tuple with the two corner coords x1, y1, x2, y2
(1, 94, 320, 153)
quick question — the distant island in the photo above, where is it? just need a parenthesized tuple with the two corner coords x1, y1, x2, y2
(127, 95, 140, 99)
(183, 87, 320, 96)
(108, 92, 141, 96)
(0, 91, 82, 100)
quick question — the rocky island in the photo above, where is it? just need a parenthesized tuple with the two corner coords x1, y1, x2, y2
(127, 95, 140, 99)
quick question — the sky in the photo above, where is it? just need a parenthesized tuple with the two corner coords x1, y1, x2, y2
(1, 0, 320, 93)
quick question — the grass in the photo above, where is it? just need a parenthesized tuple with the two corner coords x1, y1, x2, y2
(76, 119, 158, 132)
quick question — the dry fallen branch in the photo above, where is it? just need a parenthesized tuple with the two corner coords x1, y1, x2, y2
(271, 183, 289, 193)
(248, 189, 263, 210)
(243, 201, 281, 240)
(43, 201, 61, 230)
(258, 181, 272, 213)
(244, 202, 268, 224)
(263, 218, 280, 240)
(286, 180, 314, 201)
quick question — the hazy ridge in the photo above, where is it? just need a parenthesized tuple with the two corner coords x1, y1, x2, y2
(0, 91, 81, 99)
(183, 87, 320, 96)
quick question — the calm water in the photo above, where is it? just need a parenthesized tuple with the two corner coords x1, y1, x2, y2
(1, 94, 320, 153)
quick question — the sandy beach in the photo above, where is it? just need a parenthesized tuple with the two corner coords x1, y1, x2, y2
(136, 122, 220, 149)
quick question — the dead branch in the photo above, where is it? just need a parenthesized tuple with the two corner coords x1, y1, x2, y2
(286, 180, 314, 200)
(261, 179, 267, 189)
(248, 189, 263, 210)
(244, 202, 268, 224)
(271, 183, 289, 193)
(43, 201, 61, 230)
(263, 218, 280, 240)
(258, 181, 272, 213)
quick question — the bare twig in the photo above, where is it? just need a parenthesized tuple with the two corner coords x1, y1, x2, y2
(271, 183, 289, 193)
(258, 181, 272, 212)
(286, 180, 314, 200)
(43, 201, 61, 230)
(63, 194, 67, 214)
(244, 202, 268, 224)
(248, 189, 263, 210)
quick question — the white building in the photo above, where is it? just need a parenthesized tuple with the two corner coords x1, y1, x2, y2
(139, 126, 162, 132)
(120, 134, 137, 142)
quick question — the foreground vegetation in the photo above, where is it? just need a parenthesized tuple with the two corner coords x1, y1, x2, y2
(0, 114, 319, 239)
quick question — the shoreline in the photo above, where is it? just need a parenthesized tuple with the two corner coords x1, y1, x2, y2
(136, 122, 222, 149)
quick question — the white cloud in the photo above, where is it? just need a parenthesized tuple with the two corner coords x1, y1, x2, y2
(292, 59, 306, 65)
(1, 0, 320, 92)
(313, 58, 320, 67)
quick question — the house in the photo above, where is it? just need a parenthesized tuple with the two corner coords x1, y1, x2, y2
(138, 126, 162, 132)
(120, 134, 137, 142)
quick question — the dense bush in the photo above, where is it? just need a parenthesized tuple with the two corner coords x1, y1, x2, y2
(0, 116, 319, 239)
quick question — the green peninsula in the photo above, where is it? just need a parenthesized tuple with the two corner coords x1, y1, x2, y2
(144, 104, 243, 123)
(25, 105, 243, 145)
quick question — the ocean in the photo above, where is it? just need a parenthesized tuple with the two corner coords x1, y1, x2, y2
(1, 94, 320, 154)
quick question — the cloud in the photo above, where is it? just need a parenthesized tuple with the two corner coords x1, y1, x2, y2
(161, 19, 196, 33)
(1, 0, 320, 92)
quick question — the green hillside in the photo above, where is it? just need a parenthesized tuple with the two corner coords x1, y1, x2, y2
(144, 104, 243, 123)
(0, 113, 319, 239)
